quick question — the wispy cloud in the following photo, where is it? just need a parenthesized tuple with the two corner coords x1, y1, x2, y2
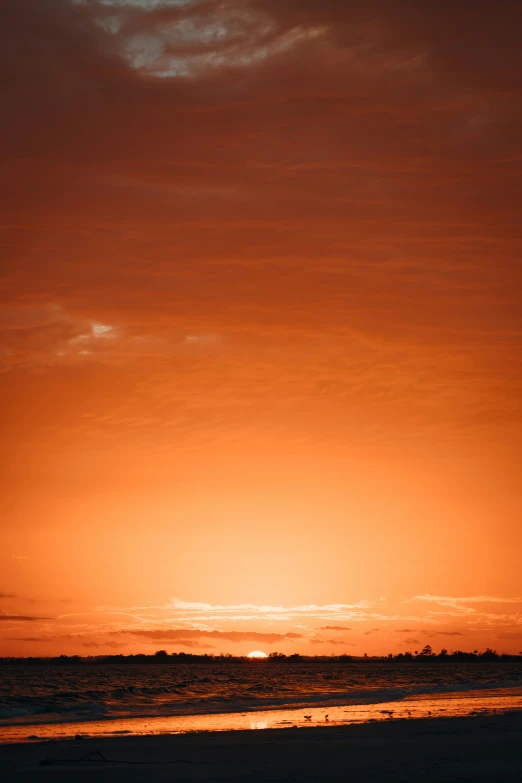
(119, 628, 304, 644)
(410, 596, 522, 617)
(170, 599, 376, 615)
(0, 614, 54, 622)
(497, 631, 522, 640)
(0, 302, 223, 370)
(412, 595, 522, 606)
(96, 598, 380, 624)
(310, 637, 355, 646)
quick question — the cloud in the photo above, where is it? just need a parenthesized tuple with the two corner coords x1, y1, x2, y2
(0, 302, 215, 370)
(403, 638, 421, 646)
(9, 635, 124, 648)
(81, 641, 125, 649)
(410, 596, 522, 618)
(316, 625, 352, 631)
(309, 637, 354, 646)
(0, 593, 16, 600)
(412, 595, 522, 606)
(170, 599, 375, 615)
(1, 0, 521, 463)
(121, 628, 304, 644)
(114, 2, 326, 78)
(95, 599, 380, 625)
(93, 599, 389, 638)
(0, 614, 53, 622)
(7, 637, 51, 643)
(394, 628, 413, 633)
(497, 631, 522, 640)
(363, 628, 380, 635)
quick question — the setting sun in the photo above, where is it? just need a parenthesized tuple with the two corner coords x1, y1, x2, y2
(247, 651, 268, 659)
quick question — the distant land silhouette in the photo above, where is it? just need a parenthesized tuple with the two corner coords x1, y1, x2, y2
(1, 646, 521, 665)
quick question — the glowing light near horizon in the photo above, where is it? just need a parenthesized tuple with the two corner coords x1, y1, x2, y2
(247, 650, 268, 659)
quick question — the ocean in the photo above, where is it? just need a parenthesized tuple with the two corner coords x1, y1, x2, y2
(1, 661, 521, 743)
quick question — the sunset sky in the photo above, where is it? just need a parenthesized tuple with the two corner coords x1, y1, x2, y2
(1, 0, 522, 657)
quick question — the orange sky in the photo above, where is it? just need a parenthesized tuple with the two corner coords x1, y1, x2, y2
(1, 0, 522, 657)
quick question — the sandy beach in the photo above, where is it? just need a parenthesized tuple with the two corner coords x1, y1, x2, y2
(2, 711, 522, 782)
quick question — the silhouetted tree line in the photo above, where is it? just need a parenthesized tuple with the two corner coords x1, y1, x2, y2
(392, 644, 518, 661)
(0, 646, 520, 665)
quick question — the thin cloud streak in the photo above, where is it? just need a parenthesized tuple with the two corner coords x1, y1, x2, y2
(119, 628, 304, 644)
(169, 599, 377, 613)
(0, 615, 54, 622)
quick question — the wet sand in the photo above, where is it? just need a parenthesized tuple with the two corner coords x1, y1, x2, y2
(2, 710, 522, 782)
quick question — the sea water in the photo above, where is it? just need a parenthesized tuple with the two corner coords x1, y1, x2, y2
(1, 661, 521, 743)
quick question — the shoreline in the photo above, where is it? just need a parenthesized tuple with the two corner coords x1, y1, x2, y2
(2, 711, 522, 781)
(1, 687, 522, 745)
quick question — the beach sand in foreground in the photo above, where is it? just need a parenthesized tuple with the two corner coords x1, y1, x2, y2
(2, 711, 522, 782)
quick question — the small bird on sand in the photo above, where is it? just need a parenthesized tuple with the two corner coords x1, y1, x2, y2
(325, 715, 329, 722)
(304, 715, 312, 721)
